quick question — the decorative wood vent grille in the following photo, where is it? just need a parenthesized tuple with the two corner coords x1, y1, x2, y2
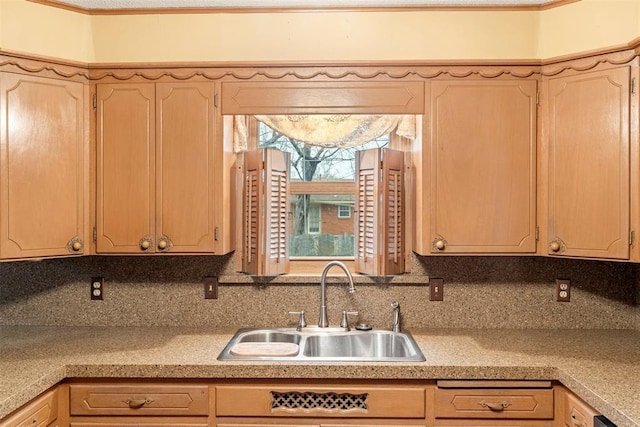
(271, 391, 368, 411)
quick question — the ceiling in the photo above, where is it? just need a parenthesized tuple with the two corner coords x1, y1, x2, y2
(42, 0, 562, 11)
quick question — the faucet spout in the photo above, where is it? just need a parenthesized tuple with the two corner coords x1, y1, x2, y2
(391, 300, 401, 332)
(319, 261, 355, 328)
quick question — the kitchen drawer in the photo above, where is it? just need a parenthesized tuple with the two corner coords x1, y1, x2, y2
(435, 386, 553, 420)
(0, 388, 58, 427)
(69, 384, 208, 416)
(218, 424, 425, 427)
(215, 385, 426, 418)
(69, 416, 208, 426)
(564, 391, 599, 427)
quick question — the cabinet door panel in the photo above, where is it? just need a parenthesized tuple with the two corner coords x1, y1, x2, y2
(429, 80, 537, 253)
(0, 73, 87, 259)
(0, 388, 58, 427)
(547, 67, 630, 259)
(70, 419, 207, 426)
(156, 83, 215, 252)
(97, 83, 155, 253)
(434, 388, 553, 419)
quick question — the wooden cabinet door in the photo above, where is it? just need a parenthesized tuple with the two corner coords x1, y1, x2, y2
(428, 80, 537, 254)
(0, 387, 58, 427)
(0, 73, 88, 259)
(547, 67, 630, 259)
(96, 83, 155, 253)
(156, 82, 216, 253)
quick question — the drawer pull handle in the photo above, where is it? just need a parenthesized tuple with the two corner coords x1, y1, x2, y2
(479, 400, 511, 411)
(571, 409, 587, 427)
(123, 398, 154, 409)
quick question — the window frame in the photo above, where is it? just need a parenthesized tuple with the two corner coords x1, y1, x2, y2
(306, 203, 322, 234)
(338, 205, 352, 219)
(241, 115, 413, 275)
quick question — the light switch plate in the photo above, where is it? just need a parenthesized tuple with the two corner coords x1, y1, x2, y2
(430, 278, 444, 301)
(204, 276, 218, 299)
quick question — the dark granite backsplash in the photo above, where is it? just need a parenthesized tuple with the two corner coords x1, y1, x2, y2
(0, 255, 638, 329)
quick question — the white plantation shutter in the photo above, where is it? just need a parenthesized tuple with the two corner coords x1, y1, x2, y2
(265, 150, 290, 275)
(242, 149, 290, 276)
(355, 148, 405, 276)
(381, 149, 405, 275)
(242, 150, 261, 275)
(356, 150, 380, 275)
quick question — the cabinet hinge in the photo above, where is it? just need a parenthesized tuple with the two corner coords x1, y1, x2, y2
(535, 225, 539, 241)
(536, 91, 540, 105)
(93, 94, 97, 109)
(630, 230, 635, 246)
(214, 226, 219, 241)
(93, 226, 97, 242)
(214, 93, 219, 108)
(632, 78, 637, 94)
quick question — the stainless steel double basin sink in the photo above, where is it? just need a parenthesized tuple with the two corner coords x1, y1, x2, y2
(218, 327, 425, 362)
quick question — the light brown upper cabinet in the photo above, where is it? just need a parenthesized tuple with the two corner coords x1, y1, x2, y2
(545, 65, 631, 260)
(418, 79, 537, 254)
(0, 72, 89, 260)
(96, 82, 218, 254)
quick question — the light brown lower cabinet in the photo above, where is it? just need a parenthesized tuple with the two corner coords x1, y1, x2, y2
(433, 381, 556, 427)
(0, 387, 58, 427)
(214, 382, 427, 427)
(557, 387, 600, 427)
(67, 383, 209, 426)
(2, 379, 607, 427)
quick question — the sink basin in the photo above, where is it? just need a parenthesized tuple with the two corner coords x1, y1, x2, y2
(237, 331, 301, 345)
(302, 332, 417, 358)
(218, 328, 425, 362)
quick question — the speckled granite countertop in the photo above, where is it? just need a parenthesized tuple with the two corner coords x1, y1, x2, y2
(1, 327, 639, 426)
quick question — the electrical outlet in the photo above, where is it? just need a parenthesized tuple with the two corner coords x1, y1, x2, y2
(556, 278, 570, 302)
(430, 278, 444, 301)
(91, 277, 104, 300)
(204, 276, 218, 299)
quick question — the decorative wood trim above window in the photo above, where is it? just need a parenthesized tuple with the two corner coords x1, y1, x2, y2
(220, 81, 425, 115)
(3, 47, 640, 84)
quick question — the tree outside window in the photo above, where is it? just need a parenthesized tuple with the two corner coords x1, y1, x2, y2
(257, 119, 389, 257)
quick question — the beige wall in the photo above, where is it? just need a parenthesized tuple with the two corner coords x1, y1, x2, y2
(0, 1, 3, 50)
(90, 10, 538, 62)
(1, 0, 94, 62)
(1, 0, 640, 63)
(537, 0, 640, 59)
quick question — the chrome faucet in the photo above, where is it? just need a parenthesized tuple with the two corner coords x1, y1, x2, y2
(318, 261, 355, 328)
(391, 300, 401, 332)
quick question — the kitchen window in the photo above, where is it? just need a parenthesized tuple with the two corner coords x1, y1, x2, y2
(234, 114, 412, 276)
(257, 117, 390, 259)
(338, 205, 351, 219)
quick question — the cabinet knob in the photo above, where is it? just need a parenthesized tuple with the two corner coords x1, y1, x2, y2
(157, 236, 172, 252)
(139, 237, 153, 251)
(433, 238, 446, 251)
(67, 237, 83, 253)
(549, 240, 562, 253)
